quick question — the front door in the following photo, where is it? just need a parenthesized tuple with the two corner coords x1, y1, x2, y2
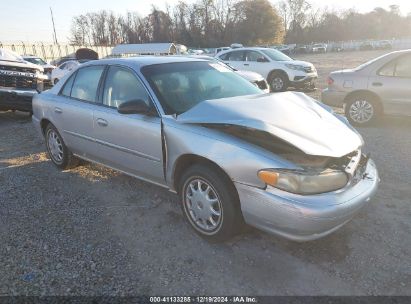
(370, 54, 411, 115)
(92, 65, 164, 185)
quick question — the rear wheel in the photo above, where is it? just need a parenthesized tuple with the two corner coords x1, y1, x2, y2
(269, 72, 288, 92)
(45, 124, 79, 169)
(345, 94, 380, 126)
(179, 164, 243, 242)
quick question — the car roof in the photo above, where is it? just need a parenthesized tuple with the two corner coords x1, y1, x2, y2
(22, 55, 40, 58)
(82, 56, 208, 69)
(217, 47, 273, 55)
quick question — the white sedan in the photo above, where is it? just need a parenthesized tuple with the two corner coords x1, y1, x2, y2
(51, 60, 82, 85)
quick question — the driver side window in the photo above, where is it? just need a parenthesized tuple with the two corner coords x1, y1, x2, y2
(102, 66, 150, 109)
(245, 51, 267, 62)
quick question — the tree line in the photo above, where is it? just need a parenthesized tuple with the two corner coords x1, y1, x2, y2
(279, 0, 411, 44)
(70, 0, 284, 47)
(69, 0, 411, 47)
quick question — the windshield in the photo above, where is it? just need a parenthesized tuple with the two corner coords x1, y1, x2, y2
(141, 61, 262, 115)
(24, 57, 47, 65)
(261, 49, 292, 61)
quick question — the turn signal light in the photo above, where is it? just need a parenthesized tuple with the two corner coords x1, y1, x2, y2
(258, 170, 278, 187)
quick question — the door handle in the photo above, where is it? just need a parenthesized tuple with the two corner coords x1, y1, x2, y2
(96, 118, 108, 127)
(372, 82, 383, 87)
(244, 63, 249, 66)
(54, 107, 62, 114)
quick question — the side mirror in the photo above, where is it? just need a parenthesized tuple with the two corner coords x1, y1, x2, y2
(257, 57, 267, 63)
(117, 99, 152, 115)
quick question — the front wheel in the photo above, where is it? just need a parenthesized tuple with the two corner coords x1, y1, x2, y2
(345, 95, 380, 126)
(179, 164, 243, 242)
(269, 72, 288, 92)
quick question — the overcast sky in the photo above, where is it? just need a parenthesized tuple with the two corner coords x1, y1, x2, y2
(1, 0, 410, 43)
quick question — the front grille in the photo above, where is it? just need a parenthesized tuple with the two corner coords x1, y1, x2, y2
(0, 64, 38, 89)
(255, 80, 268, 90)
(0, 65, 37, 74)
(0, 75, 37, 89)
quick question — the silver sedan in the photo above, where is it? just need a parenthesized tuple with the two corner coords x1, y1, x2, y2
(32, 57, 379, 242)
(322, 49, 411, 126)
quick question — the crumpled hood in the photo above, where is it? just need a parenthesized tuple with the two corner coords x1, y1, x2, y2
(177, 92, 363, 158)
(0, 49, 43, 72)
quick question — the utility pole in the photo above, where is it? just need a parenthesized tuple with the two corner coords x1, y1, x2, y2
(50, 7, 58, 44)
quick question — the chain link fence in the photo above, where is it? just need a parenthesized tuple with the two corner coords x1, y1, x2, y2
(0, 41, 113, 62)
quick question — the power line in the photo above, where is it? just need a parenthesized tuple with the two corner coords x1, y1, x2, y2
(50, 7, 58, 44)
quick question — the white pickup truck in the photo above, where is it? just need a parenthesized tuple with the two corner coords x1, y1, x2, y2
(0, 48, 47, 113)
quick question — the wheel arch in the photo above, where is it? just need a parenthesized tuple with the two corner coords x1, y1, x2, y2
(344, 90, 384, 114)
(40, 118, 52, 136)
(172, 154, 235, 195)
(267, 69, 289, 82)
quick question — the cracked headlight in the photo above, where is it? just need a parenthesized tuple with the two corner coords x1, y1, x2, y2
(258, 169, 348, 195)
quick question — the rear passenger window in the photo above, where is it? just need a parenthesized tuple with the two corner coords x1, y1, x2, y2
(378, 60, 396, 77)
(395, 55, 411, 78)
(71, 66, 104, 102)
(225, 51, 244, 61)
(60, 73, 75, 97)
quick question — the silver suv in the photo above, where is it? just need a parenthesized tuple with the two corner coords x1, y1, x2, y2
(322, 50, 411, 126)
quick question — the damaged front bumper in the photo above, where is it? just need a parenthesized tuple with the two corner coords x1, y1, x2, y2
(0, 87, 37, 112)
(235, 158, 379, 241)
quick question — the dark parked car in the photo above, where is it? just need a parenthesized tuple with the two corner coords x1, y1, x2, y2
(359, 42, 374, 51)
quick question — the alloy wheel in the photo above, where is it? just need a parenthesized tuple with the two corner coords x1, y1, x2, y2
(349, 100, 374, 124)
(47, 129, 64, 164)
(183, 178, 222, 234)
(271, 77, 284, 91)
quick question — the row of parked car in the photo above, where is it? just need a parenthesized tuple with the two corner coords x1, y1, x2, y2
(200, 40, 394, 56)
(1, 45, 410, 127)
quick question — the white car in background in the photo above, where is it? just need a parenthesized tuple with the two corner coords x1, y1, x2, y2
(22, 55, 56, 88)
(311, 43, 327, 53)
(187, 55, 269, 93)
(216, 47, 317, 92)
(51, 60, 90, 84)
(51, 60, 79, 85)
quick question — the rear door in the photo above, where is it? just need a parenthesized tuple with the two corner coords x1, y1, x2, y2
(92, 65, 164, 185)
(370, 54, 411, 115)
(51, 65, 105, 158)
(219, 50, 245, 71)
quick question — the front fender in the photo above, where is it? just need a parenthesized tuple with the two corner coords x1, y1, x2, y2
(162, 117, 298, 191)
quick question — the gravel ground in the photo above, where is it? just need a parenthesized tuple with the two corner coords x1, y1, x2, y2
(0, 50, 410, 296)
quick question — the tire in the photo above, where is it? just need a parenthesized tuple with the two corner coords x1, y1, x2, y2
(345, 94, 381, 126)
(179, 163, 243, 242)
(45, 124, 79, 169)
(269, 72, 288, 92)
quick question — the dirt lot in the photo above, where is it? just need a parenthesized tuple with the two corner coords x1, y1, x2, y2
(1, 50, 410, 296)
